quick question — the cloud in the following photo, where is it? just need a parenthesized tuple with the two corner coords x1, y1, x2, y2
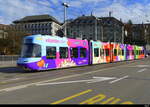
(69, 1, 82, 7)
(0, 0, 54, 24)
(94, 1, 150, 24)
(50, 0, 59, 5)
(0, 0, 150, 24)
(81, 0, 107, 3)
(0, 16, 5, 24)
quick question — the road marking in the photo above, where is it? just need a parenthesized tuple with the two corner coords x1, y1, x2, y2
(109, 98, 122, 104)
(0, 78, 24, 84)
(34, 65, 126, 86)
(0, 63, 135, 93)
(121, 101, 134, 104)
(100, 97, 116, 104)
(87, 77, 116, 83)
(0, 85, 28, 92)
(137, 68, 147, 73)
(136, 65, 149, 68)
(80, 94, 106, 104)
(36, 77, 116, 86)
(50, 89, 134, 104)
(109, 76, 129, 84)
(80, 93, 133, 104)
(51, 89, 92, 104)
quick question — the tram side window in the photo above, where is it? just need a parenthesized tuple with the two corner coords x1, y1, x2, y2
(59, 47, 68, 59)
(94, 48, 99, 57)
(136, 50, 138, 55)
(71, 48, 78, 58)
(105, 49, 109, 56)
(114, 49, 117, 56)
(138, 50, 140, 55)
(46, 47, 56, 59)
(132, 50, 134, 55)
(122, 50, 124, 56)
(80, 48, 87, 58)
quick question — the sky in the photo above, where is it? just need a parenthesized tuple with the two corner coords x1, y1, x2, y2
(0, 0, 150, 24)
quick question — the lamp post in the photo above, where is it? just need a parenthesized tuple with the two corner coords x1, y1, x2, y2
(62, 2, 69, 37)
(101, 22, 104, 42)
(122, 26, 124, 44)
(95, 17, 98, 40)
(95, 17, 103, 41)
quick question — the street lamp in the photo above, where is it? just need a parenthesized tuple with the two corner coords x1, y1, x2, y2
(95, 17, 103, 41)
(62, 2, 69, 37)
(122, 26, 124, 44)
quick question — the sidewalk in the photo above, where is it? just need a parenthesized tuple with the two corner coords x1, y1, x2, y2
(0, 61, 17, 68)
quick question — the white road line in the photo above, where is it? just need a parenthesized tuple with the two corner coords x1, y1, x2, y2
(137, 68, 147, 73)
(0, 78, 24, 83)
(137, 65, 149, 68)
(109, 76, 129, 84)
(0, 63, 136, 93)
(2, 85, 28, 92)
(36, 77, 117, 86)
(0, 84, 32, 92)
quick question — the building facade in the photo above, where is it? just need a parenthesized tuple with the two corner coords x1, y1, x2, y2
(0, 24, 29, 55)
(124, 23, 150, 46)
(66, 15, 124, 43)
(13, 14, 62, 36)
(0, 24, 9, 39)
(132, 24, 145, 45)
(100, 17, 124, 43)
(144, 24, 150, 45)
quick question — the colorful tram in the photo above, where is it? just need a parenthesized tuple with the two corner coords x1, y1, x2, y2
(17, 34, 145, 71)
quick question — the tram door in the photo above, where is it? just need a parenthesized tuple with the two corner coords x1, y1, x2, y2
(46, 46, 57, 69)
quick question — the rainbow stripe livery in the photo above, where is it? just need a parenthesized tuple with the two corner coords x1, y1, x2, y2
(17, 34, 145, 71)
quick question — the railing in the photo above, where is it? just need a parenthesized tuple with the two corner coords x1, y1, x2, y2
(0, 55, 19, 67)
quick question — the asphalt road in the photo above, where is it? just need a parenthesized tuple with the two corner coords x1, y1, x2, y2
(0, 57, 149, 104)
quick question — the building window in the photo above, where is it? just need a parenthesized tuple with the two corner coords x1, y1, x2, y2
(24, 25, 27, 29)
(46, 47, 56, 59)
(59, 47, 68, 59)
(34, 24, 37, 29)
(0, 33, 3, 39)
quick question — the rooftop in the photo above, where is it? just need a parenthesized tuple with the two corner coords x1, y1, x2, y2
(69, 15, 124, 25)
(13, 14, 61, 24)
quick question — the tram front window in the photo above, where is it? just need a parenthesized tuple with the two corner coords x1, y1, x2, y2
(21, 44, 41, 58)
